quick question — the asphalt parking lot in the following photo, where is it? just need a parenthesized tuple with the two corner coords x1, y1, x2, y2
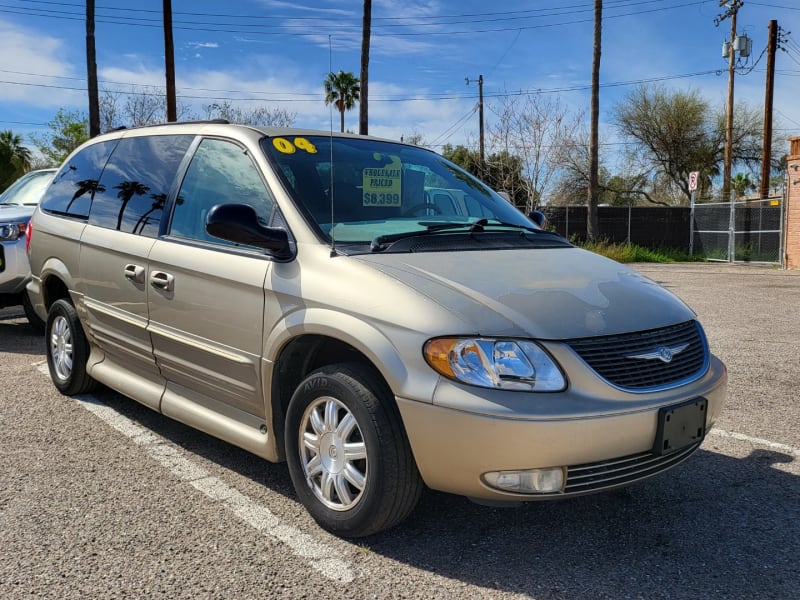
(1, 262, 798, 599)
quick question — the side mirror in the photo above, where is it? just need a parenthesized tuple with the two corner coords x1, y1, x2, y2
(527, 210, 547, 228)
(206, 203, 292, 259)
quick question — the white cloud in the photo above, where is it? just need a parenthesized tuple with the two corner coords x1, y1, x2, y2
(187, 42, 220, 49)
(0, 19, 84, 110)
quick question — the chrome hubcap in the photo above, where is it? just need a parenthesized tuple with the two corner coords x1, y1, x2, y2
(299, 396, 367, 511)
(50, 315, 73, 381)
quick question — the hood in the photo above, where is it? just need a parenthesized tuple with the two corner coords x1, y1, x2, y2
(355, 247, 695, 340)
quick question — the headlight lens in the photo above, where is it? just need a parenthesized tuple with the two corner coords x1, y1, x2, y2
(0, 223, 23, 241)
(424, 338, 566, 392)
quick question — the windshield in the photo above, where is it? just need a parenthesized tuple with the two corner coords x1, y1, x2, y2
(261, 135, 538, 244)
(0, 170, 55, 206)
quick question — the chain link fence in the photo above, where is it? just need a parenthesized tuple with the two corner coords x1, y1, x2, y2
(691, 197, 784, 265)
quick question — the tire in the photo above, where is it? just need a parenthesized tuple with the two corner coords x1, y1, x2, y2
(46, 299, 97, 395)
(22, 291, 45, 334)
(285, 363, 423, 537)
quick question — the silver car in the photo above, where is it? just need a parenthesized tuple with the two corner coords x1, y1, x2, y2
(0, 168, 56, 329)
(26, 123, 726, 537)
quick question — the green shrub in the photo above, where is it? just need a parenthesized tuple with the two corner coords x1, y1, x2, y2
(576, 239, 705, 263)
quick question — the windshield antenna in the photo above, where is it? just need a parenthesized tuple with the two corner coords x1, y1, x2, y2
(328, 34, 337, 257)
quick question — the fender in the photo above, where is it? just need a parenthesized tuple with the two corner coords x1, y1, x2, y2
(36, 257, 83, 315)
(263, 307, 440, 404)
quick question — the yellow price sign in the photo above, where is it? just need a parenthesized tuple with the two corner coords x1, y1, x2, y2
(362, 156, 402, 207)
(272, 137, 318, 154)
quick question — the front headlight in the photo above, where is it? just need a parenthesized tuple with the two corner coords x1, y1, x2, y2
(0, 223, 23, 241)
(424, 337, 566, 392)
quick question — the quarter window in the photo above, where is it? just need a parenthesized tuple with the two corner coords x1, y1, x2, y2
(170, 138, 276, 248)
(89, 135, 193, 237)
(39, 140, 118, 219)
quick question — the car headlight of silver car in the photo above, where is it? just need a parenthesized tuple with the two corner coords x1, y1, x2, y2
(0, 223, 24, 241)
(424, 338, 566, 392)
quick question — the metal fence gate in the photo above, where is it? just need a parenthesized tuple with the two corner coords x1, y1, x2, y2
(690, 196, 785, 265)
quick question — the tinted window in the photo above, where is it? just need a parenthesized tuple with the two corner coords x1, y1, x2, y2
(170, 138, 275, 248)
(40, 141, 117, 218)
(89, 135, 193, 237)
(262, 135, 537, 244)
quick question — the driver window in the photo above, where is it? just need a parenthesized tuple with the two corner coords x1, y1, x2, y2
(171, 138, 275, 247)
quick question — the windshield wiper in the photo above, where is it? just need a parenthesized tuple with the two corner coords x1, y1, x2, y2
(370, 219, 542, 252)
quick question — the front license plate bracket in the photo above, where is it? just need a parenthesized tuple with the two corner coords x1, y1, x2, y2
(653, 397, 707, 455)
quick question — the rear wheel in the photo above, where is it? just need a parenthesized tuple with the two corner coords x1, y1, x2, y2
(46, 299, 96, 395)
(285, 363, 422, 537)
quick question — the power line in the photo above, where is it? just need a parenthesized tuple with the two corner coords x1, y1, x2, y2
(748, 2, 800, 10)
(9, 0, 711, 24)
(429, 106, 479, 147)
(0, 68, 725, 104)
(0, 1, 712, 37)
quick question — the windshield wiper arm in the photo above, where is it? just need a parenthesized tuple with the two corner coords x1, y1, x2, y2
(369, 218, 549, 252)
(370, 220, 490, 252)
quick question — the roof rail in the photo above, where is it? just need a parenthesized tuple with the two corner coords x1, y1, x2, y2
(102, 119, 232, 133)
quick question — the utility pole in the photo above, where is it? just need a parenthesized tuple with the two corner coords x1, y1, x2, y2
(587, 0, 602, 242)
(716, 0, 743, 202)
(86, 0, 99, 137)
(163, 0, 177, 122)
(359, 0, 371, 135)
(466, 75, 484, 171)
(759, 20, 778, 199)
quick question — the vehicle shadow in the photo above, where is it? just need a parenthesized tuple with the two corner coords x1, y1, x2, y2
(88, 386, 798, 600)
(0, 310, 45, 355)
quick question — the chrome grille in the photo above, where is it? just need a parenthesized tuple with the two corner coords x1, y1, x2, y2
(566, 320, 708, 391)
(564, 442, 701, 494)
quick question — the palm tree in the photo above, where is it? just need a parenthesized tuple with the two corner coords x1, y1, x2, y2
(731, 172, 754, 199)
(324, 71, 360, 133)
(0, 130, 32, 191)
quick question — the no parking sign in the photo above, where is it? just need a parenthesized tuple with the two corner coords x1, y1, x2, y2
(689, 171, 699, 191)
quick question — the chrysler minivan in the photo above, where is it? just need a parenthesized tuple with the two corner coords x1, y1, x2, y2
(27, 122, 726, 537)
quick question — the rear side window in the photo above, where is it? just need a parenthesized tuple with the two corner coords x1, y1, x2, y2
(40, 140, 117, 219)
(89, 135, 193, 237)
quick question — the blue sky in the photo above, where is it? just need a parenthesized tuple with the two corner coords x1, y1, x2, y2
(1, 0, 799, 169)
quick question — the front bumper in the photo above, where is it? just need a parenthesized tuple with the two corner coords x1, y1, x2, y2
(397, 355, 727, 501)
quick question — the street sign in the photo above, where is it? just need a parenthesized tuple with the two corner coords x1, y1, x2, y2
(688, 171, 699, 191)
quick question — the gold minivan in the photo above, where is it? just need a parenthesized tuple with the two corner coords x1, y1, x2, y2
(27, 122, 726, 537)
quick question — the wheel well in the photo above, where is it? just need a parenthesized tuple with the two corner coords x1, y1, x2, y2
(42, 275, 71, 312)
(270, 335, 390, 461)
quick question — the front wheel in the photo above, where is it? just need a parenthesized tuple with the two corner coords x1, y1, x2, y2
(285, 363, 422, 537)
(46, 299, 96, 395)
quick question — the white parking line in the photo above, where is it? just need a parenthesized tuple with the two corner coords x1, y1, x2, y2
(709, 428, 800, 458)
(81, 396, 355, 582)
(35, 365, 354, 583)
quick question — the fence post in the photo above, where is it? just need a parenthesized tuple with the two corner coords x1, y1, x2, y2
(728, 192, 735, 262)
(689, 191, 695, 256)
(627, 203, 632, 244)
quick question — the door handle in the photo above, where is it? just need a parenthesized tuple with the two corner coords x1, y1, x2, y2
(149, 271, 175, 292)
(123, 264, 146, 284)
